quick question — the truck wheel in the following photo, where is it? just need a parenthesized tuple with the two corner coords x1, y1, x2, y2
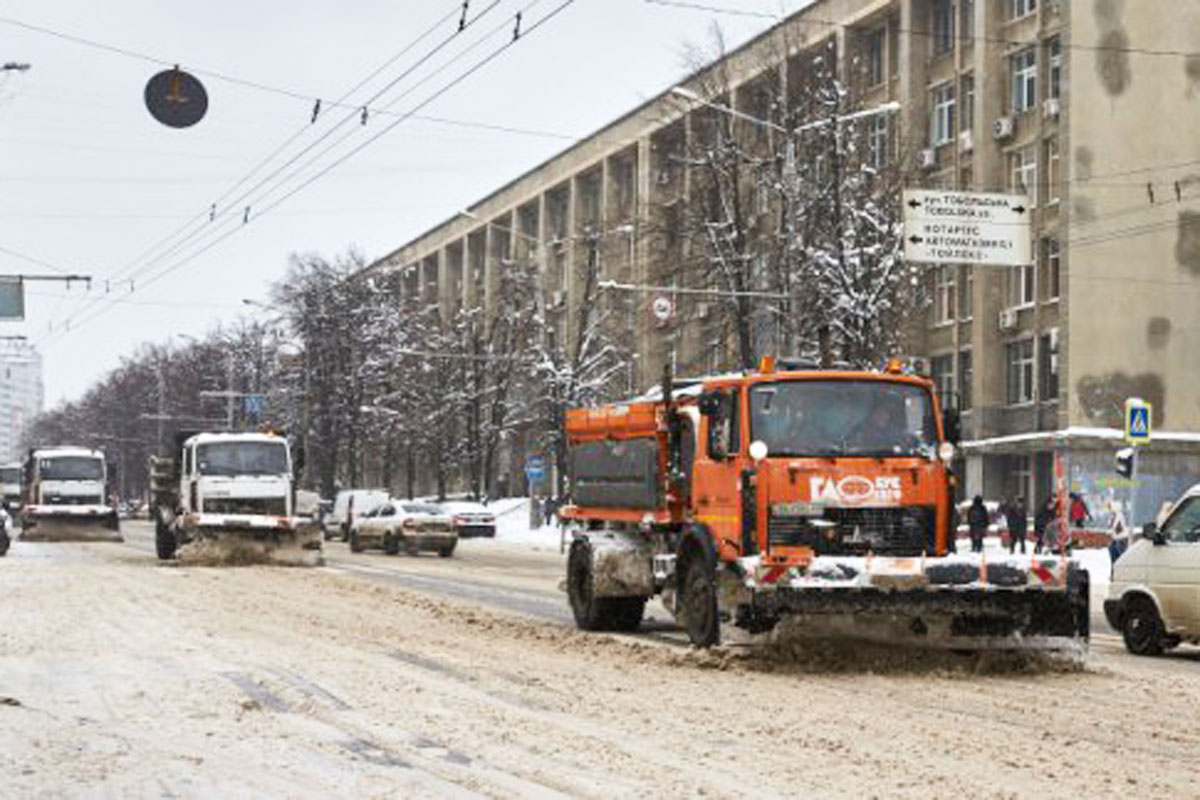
(155, 518, 176, 560)
(437, 543, 456, 558)
(679, 554, 720, 647)
(1122, 597, 1165, 656)
(567, 540, 609, 631)
(383, 533, 400, 556)
(609, 597, 646, 632)
(349, 530, 363, 553)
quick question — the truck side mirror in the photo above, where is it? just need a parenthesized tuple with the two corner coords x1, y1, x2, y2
(1143, 521, 1164, 545)
(697, 391, 723, 416)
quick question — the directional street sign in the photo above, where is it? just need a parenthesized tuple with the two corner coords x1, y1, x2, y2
(525, 455, 546, 483)
(902, 189, 1032, 267)
(1124, 398, 1152, 445)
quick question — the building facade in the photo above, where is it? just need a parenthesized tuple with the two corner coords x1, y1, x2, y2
(368, 0, 1200, 515)
(0, 340, 43, 465)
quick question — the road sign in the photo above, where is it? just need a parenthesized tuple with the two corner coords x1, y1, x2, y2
(650, 294, 675, 327)
(242, 394, 265, 419)
(144, 67, 208, 129)
(0, 278, 24, 319)
(1125, 398, 1152, 445)
(525, 455, 546, 482)
(902, 189, 1032, 267)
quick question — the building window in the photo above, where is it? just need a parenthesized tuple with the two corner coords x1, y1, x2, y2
(1040, 329, 1059, 401)
(1006, 339, 1035, 405)
(934, 265, 956, 324)
(930, 82, 956, 146)
(1011, 48, 1037, 113)
(1007, 264, 1035, 308)
(1011, 0, 1037, 20)
(961, 0, 975, 41)
(1044, 237, 1061, 300)
(931, 354, 955, 404)
(1047, 36, 1062, 99)
(866, 27, 885, 86)
(959, 265, 974, 319)
(958, 349, 973, 411)
(961, 74, 974, 132)
(1010, 146, 1037, 205)
(870, 114, 889, 168)
(933, 0, 955, 54)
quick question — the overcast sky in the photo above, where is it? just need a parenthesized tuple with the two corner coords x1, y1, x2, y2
(0, 0, 811, 406)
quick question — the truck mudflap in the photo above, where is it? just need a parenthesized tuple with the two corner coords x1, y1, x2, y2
(176, 515, 322, 566)
(726, 554, 1090, 650)
(21, 507, 121, 543)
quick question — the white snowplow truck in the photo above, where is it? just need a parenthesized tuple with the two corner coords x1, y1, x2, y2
(150, 432, 320, 564)
(21, 447, 121, 542)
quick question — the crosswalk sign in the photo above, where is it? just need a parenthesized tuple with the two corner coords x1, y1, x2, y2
(1125, 398, 1152, 445)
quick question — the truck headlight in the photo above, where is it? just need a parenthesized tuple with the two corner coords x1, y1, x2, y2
(938, 442, 956, 462)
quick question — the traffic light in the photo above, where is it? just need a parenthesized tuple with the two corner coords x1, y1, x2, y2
(1115, 447, 1136, 479)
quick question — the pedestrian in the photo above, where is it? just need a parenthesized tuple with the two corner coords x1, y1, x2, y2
(1034, 497, 1056, 555)
(543, 496, 557, 527)
(1069, 492, 1091, 529)
(1005, 496, 1028, 554)
(967, 495, 989, 554)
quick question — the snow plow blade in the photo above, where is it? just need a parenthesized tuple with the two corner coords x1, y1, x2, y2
(21, 510, 121, 543)
(173, 515, 322, 566)
(735, 555, 1089, 651)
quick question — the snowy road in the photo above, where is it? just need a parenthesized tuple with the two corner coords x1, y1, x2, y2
(2, 522, 1200, 797)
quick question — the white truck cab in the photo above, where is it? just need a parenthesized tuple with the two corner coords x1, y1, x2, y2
(1105, 484, 1200, 654)
(1, 462, 22, 508)
(21, 447, 120, 541)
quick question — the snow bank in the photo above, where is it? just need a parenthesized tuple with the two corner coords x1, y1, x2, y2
(487, 498, 562, 549)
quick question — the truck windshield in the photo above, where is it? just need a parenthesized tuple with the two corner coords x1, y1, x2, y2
(0, 467, 21, 484)
(196, 442, 289, 477)
(39, 457, 104, 481)
(749, 380, 938, 458)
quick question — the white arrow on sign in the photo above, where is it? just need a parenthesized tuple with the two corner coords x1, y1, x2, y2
(902, 189, 1032, 267)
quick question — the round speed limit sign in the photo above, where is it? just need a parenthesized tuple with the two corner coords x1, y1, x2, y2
(650, 294, 675, 325)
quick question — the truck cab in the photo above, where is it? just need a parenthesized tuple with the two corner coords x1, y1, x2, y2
(21, 447, 120, 541)
(1, 463, 22, 509)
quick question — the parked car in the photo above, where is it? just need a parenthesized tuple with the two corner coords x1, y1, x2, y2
(326, 489, 388, 541)
(349, 500, 457, 557)
(441, 501, 496, 538)
(1104, 484, 1200, 655)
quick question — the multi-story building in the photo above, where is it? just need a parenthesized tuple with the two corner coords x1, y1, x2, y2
(0, 340, 43, 464)
(368, 0, 1200, 517)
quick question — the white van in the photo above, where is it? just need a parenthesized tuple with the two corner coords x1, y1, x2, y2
(1105, 484, 1200, 655)
(326, 489, 388, 541)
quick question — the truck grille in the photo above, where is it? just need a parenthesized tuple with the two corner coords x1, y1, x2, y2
(43, 495, 103, 506)
(768, 507, 935, 556)
(204, 497, 287, 516)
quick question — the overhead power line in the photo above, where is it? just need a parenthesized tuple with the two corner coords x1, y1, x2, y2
(37, 0, 581, 347)
(643, 0, 1200, 58)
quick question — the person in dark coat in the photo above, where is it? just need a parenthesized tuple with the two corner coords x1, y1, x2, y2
(967, 495, 989, 554)
(1034, 497, 1057, 555)
(1004, 496, 1028, 554)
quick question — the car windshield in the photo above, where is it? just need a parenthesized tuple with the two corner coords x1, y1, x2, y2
(39, 456, 104, 481)
(1163, 497, 1200, 543)
(197, 442, 289, 476)
(0, 467, 21, 483)
(748, 380, 938, 458)
(403, 503, 444, 515)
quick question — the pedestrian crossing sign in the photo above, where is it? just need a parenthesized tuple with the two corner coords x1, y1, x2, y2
(1124, 398, 1152, 445)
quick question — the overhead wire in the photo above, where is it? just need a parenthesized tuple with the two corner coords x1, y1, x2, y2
(36, 0, 580, 347)
(36, 0, 490, 340)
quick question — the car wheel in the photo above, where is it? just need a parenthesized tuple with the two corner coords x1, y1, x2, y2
(384, 532, 400, 556)
(678, 553, 720, 647)
(348, 530, 362, 553)
(437, 543, 456, 558)
(0, 528, 9, 557)
(1122, 597, 1165, 656)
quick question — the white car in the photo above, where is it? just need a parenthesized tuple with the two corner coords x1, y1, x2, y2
(349, 500, 457, 557)
(1105, 484, 1200, 655)
(441, 501, 496, 538)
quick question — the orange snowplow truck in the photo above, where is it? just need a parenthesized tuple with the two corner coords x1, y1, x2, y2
(560, 358, 1089, 649)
